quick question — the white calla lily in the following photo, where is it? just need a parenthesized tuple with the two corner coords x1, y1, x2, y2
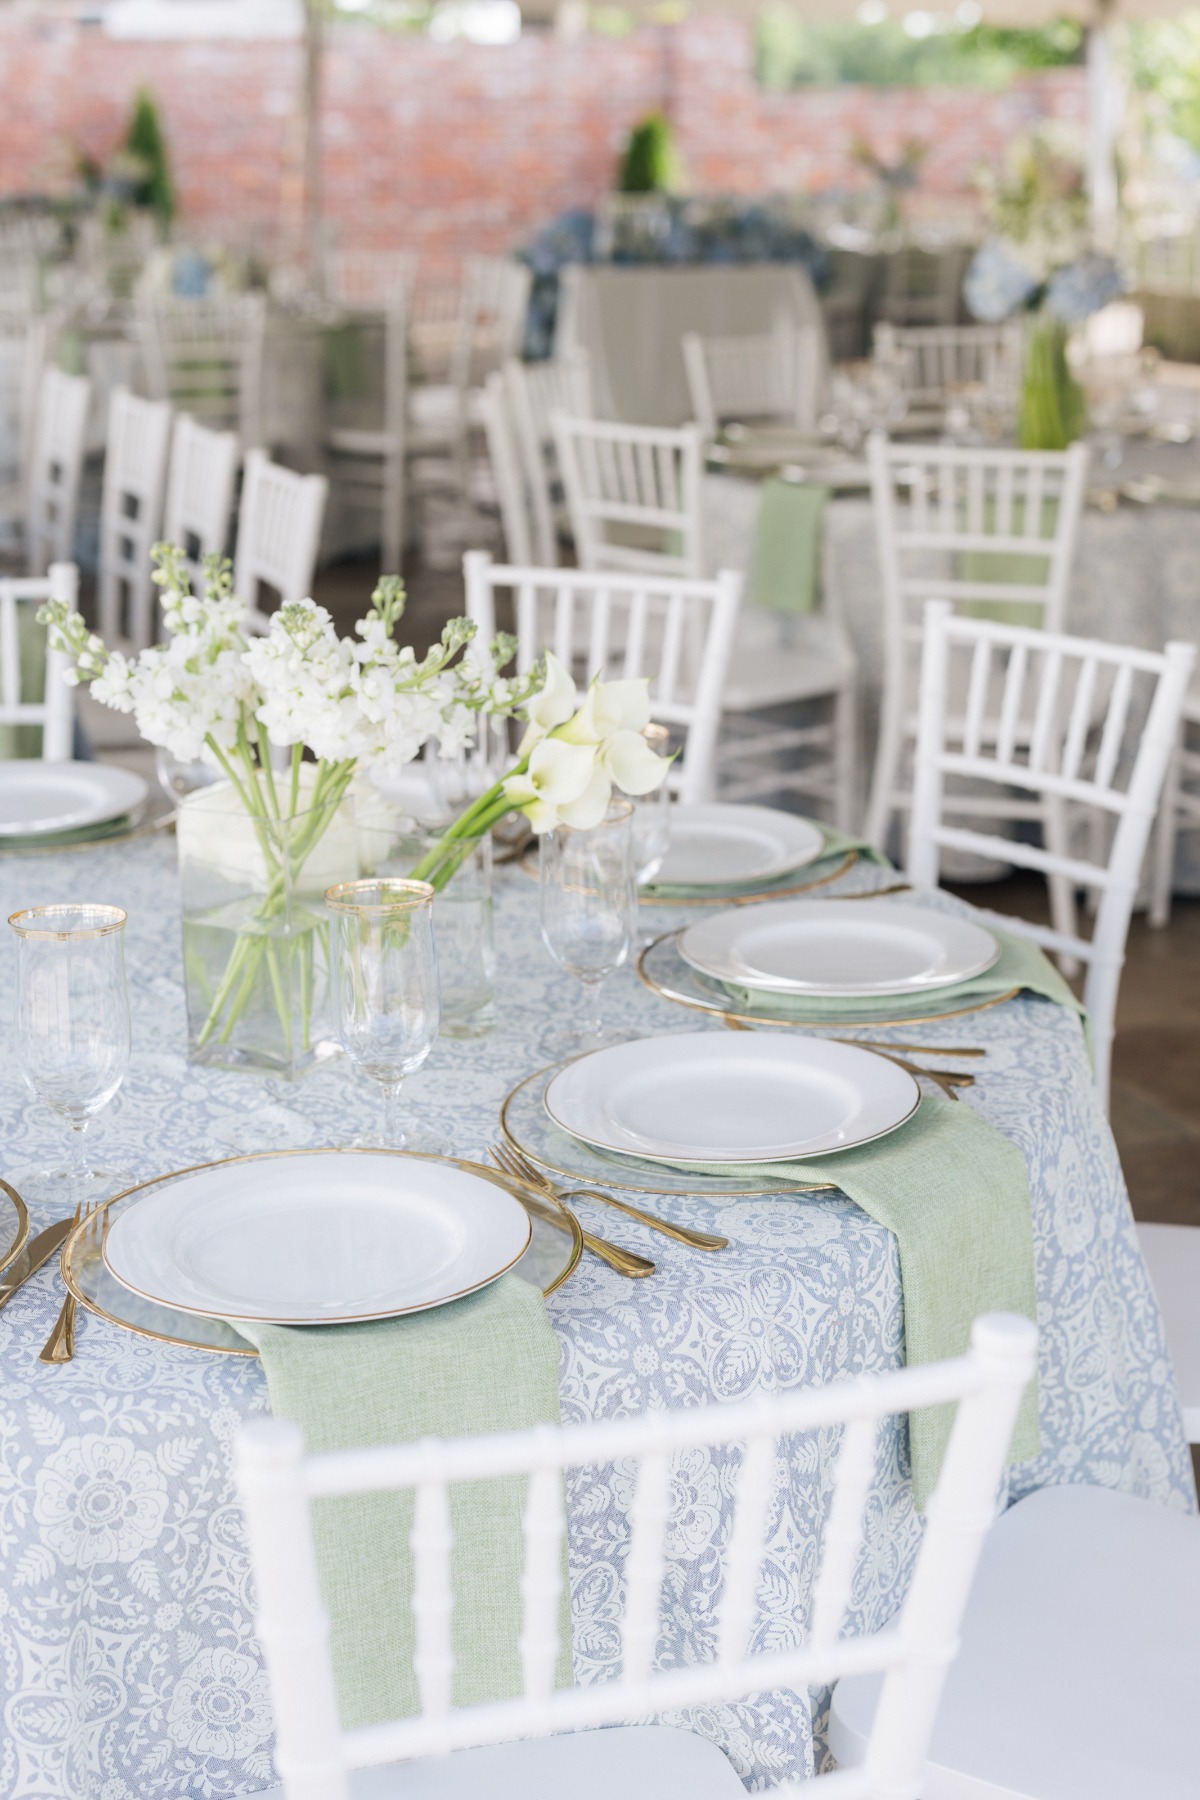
(557, 675, 651, 747)
(603, 727, 670, 796)
(557, 764, 613, 830)
(518, 651, 578, 755)
(503, 735, 596, 833)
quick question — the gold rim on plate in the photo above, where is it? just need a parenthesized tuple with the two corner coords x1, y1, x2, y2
(0, 1179, 31, 1280)
(637, 930, 1022, 1031)
(1, 812, 175, 857)
(60, 1147, 583, 1357)
(500, 1063, 836, 1198)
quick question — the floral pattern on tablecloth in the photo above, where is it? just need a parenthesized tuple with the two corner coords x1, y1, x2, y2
(0, 836, 1192, 1799)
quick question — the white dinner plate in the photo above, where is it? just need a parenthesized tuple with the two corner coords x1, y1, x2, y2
(0, 761, 148, 836)
(653, 804, 825, 888)
(679, 899, 1000, 998)
(103, 1152, 533, 1324)
(544, 1032, 920, 1165)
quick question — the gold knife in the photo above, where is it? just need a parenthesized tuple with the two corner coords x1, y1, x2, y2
(0, 1217, 76, 1311)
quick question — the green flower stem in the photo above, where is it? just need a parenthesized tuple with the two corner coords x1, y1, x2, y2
(408, 763, 530, 891)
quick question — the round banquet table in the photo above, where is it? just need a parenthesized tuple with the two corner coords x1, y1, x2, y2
(704, 448, 1200, 893)
(0, 834, 1192, 1800)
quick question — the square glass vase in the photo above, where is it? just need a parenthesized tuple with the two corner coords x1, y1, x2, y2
(178, 782, 360, 1077)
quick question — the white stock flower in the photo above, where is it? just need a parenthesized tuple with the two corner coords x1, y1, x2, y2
(503, 736, 597, 832)
(518, 652, 577, 754)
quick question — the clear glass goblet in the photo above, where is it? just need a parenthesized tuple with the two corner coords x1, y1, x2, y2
(539, 798, 636, 1058)
(621, 721, 673, 949)
(8, 903, 132, 1209)
(326, 879, 446, 1154)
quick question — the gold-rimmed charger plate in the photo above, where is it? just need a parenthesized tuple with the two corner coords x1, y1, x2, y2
(1, 810, 174, 856)
(520, 841, 860, 908)
(0, 1179, 30, 1279)
(61, 1148, 583, 1357)
(639, 930, 1022, 1030)
(501, 1062, 834, 1197)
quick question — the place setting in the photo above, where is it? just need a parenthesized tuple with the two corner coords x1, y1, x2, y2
(0, 760, 153, 851)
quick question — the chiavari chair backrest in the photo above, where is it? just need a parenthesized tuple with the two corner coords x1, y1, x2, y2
(464, 549, 742, 804)
(237, 1313, 1036, 1800)
(448, 257, 532, 396)
(25, 366, 90, 577)
(233, 450, 328, 636)
(326, 248, 419, 315)
(0, 562, 77, 760)
(503, 352, 593, 566)
(0, 315, 47, 493)
(552, 414, 704, 580)
(910, 600, 1195, 1107)
(682, 322, 823, 437)
(479, 373, 533, 565)
(136, 292, 266, 448)
(97, 387, 172, 648)
(873, 323, 1022, 409)
(163, 413, 240, 590)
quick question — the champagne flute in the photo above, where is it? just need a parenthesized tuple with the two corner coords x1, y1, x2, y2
(326, 879, 445, 1153)
(539, 799, 636, 1056)
(9, 904, 132, 1209)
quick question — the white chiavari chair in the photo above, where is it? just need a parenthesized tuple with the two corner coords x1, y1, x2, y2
(233, 450, 328, 636)
(326, 296, 409, 572)
(326, 248, 419, 315)
(163, 413, 240, 589)
(909, 600, 1195, 1109)
(96, 388, 172, 648)
(832, 1483, 1200, 1797)
(463, 550, 741, 804)
(0, 315, 47, 550)
(682, 321, 824, 438)
(503, 352, 592, 566)
(479, 373, 533, 565)
(0, 562, 77, 761)
(1149, 688, 1200, 927)
(136, 292, 266, 450)
(25, 366, 90, 577)
(873, 322, 1023, 413)
(237, 1313, 1035, 1800)
(867, 435, 1089, 876)
(410, 258, 532, 456)
(552, 414, 704, 580)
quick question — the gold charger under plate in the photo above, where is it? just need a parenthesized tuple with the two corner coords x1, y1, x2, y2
(61, 1148, 583, 1357)
(501, 1062, 834, 1197)
(638, 930, 1022, 1030)
(520, 841, 859, 907)
(0, 1179, 30, 1280)
(1, 810, 176, 857)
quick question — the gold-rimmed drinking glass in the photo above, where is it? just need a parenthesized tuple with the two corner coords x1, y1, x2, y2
(326, 879, 445, 1153)
(538, 797, 637, 1056)
(8, 903, 132, 1209)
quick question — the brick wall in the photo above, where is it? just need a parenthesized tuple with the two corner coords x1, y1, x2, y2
(0, 14, 1085, 270)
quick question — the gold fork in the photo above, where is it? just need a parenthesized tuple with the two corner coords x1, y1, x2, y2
(495, 1140, 728, 1252)
(39, 1198, 100, 1365)
(488, 1147, 655, 1278)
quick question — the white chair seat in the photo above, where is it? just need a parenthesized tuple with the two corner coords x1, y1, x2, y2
(830, 1484, 1200, 1799)
(252, 1725, 744, 1800)
(328, 427, 393, 457)
(721, 610, 855, 712)
(1137, 1223, 1200, 1441)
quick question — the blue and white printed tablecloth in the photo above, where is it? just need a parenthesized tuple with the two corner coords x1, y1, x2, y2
(0, 836, 1193, 1800)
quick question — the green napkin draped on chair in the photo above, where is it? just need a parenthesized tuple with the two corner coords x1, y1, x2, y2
(0, 607, 48, 760)
(748, 478, 828, 616)
(955, 495, 1060, 629)
(665, 1091, 1040, 1509)
(235, 1274, 570, 1730)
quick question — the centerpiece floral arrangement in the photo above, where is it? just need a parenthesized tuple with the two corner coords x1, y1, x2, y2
(43, 548, 669, 1075)
(963, 124, 1123, 450)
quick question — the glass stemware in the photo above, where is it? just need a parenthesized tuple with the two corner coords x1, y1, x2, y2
(539, 798, 637, 1056)
(8, 903, 132, 1208)
(326, 879, 445, 1153)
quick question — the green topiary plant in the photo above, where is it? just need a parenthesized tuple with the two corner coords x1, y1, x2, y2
(124, 88, 174, 227)
(618, 113, 679, 194)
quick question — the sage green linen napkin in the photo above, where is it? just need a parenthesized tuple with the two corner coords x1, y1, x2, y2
(234, 1274, 570, 1730)
(663, 1092, 1040, 1508)
(644, 823, 886, 903)
(748, 477, 828, 616)
(720, 924, 1087, 1040)
(0, 814, 134, 851)
(325, 321, 372, 402)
